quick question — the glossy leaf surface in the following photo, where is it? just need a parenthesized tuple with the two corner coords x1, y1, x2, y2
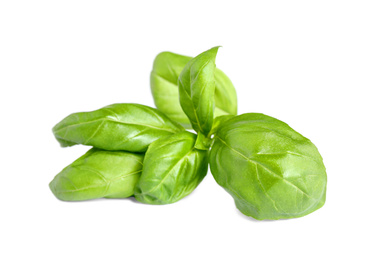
(209, 113, 327, 220)
(49, 148, 144, 201)
(53, 103, 184, 152)
(135, 131, 208, 204)
(178, 47, 219, 135)
(151, 51, 237, 128)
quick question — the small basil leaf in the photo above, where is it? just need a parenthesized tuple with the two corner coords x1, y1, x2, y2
(178, 47, 219, 135)
(49, 148, 144, 201)
(150, 51, 237, 129)
(209, 113, 327, 220)
(53, 103, 184, 152)
(134, 131, 208, 205)
(208, 114, 235, 137)
(194, 131, 212, 151)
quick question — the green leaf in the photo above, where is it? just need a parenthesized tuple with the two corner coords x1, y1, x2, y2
(150, 52, 192, 128)
(49, 148, 144, 201)
(151, 49, 237, 130)
(209, 113, 327, 220)
(194, 131, 212, 151)
(208, 114, 235, 137)
(53, 103, 184, 152)
(134, 131, 208, 204)
(213, 69, 237, 117)
(178, 47, 220, 135)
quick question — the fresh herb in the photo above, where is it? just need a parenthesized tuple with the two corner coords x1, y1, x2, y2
(50, 47, 327, 220)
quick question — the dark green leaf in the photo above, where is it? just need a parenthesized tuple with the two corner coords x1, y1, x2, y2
(177, 47, 218, 135)
(178, 47, 218, 135)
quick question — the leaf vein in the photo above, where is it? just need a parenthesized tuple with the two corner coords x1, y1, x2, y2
(216, 136, 313, 199)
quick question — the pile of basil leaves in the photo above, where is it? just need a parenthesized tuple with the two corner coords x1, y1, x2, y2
(50, 47, 327, 220)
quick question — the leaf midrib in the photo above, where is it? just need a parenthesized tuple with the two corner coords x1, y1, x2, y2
(140, 149, 195, 196)
(54, 118, 178, 134)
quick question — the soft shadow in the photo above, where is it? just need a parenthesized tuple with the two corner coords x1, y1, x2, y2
(235, 208, 292, 222)
(52, 196, 141, 203)
(125, 196, 141, 204)
(52, 197, 105, 203)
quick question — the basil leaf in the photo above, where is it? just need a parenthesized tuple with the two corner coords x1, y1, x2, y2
(213, 69, 237, 116)
(49, 148, 144, 201)
(134, 131, 208, 204)
(53, 103, 184, 152)
(178, 47, 218, 135)
(194, 131, 212, 151)
(150, 52, 192, 128)
(209, 113, 327, 220)
(208, 114, 235, 137)
(150, 51, 237, 129)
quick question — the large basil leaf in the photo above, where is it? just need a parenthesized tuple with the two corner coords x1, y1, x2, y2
(134, 131, 208, 204)
(49, 148, 144, 201)
(53, 103, 184, 152)
(150, 51, 237, 129)
(177, 47, 219, 135)
(209, 113, 327, 220)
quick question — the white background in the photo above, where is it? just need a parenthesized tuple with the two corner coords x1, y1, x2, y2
(1, 1, 384, 259)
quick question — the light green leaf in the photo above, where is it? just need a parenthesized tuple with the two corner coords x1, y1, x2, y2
(194, 131, 212, 151)
(209, 113, 327, 220)
(134, 131, 208, 204)
(53, 103, 184, 152)
(208, 114, 235, 137)
(49, 148, 144, 201)
(151, 49, 237, 129)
